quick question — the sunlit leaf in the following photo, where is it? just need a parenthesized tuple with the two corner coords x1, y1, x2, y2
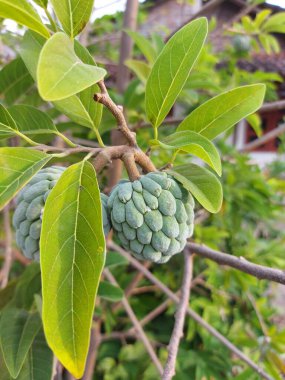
(21, 31, 103, 130)
(50, 0, 94, 38)
(125, 59, 151, 83)
(37, 32, 106, 101)
(145, 18, 208, 128)
(0, 0, 50, 38)
(169, 164, 223, 213)
(126, 30, 157, 64)
(177, 84, 266, 140)
(0, 148, 51, 210)
(41, 160, 105, 378)
(154, 131, 222, 176)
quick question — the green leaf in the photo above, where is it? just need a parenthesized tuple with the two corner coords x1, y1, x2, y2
(126, 30, 157, 64)
(105, 251, 128, 268)
(254, 9, 271, 28)
(177, 84, 266, 140)
(0, 148, 51, 211)
(37, 32, 106, 101)
(145, 18, 208, 128)
(0, 58, 34, 106)
(21, 31, 103, 130)
(18, 329, 53, 380)
(0, 329, 53, 380)
(0, 0, 50, 38)
(98, 281, 124, 302)
(20, 31, 46, 81)
(263, 12, 285, 32)
(41, 160, 106, 378)
(8, 105, 59, 137)
(0, 280, 18, 311)
(125, 59, 151, 84)
(0, 309, 42, 378)
(0, 104, 18, 139)
(12, 263, 41, 310)
(33, 0, 48, 8)
(168, 163, 223, 213)
(156, 131, 222, 176)
(50, 0, 94, 38)
(246, 113, 262, 137)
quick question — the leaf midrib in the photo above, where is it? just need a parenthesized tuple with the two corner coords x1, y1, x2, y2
(70, 161, 85, 369)
(152, 21, 204, 127)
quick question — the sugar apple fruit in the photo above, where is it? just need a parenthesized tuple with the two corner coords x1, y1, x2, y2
(108, 172, 194, 263)
(13, 166, 111, 261)
(232, 35, 251, 54)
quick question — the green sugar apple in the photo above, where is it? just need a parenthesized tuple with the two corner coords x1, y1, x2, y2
(108, 172, 194, 264)
(13, 166, 111, 261)
(232, 35, 251, 54)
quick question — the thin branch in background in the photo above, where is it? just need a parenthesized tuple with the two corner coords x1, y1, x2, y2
(104, 268, 164, 376)
(109, 242, 273, 380)
(0, 204, 13, 289)
(82, 321, 102, 380)
(162, 251, 193, 380)
(247, 292, 268, 337)
(188, 242, 285, 285)
(112, 261, 151, 313)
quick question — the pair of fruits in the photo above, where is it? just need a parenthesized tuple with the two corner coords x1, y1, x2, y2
(13, 166, 194, 264)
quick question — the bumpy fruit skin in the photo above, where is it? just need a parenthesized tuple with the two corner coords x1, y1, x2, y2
(13, 166, 111, 261)
(232, 35, 251, 54)
(108, 172, 194, 264)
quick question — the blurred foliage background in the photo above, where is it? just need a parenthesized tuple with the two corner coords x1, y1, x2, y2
(1, 0, 285, 379)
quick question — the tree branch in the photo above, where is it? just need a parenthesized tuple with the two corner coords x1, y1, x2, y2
(94, 81, 137, 147)
(104, 269, 164, 375)
(162, 251, 193, 380)
(188, 242, 285, 285)
(108, 242, 273, 380)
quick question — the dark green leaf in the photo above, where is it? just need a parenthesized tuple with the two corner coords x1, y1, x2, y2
(0, 58, 34, 106)
(98, 281, 124, 302)
(105, 251, 129, 268)
(0, 309, 41, 378)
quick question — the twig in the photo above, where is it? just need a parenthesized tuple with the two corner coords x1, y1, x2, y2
(0, 205, 13, 288)
(82, 322, 101, 380)
(104, 268, 164, 376)
(94, 81, 137, 147)
(108, 242, 273, 380)
(162, 251, 193, 380)
(112, 262, 151, 313)
(31, 143, 156, 176)
(247, 292, 268, 337)
(188, 242, 285, 285)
